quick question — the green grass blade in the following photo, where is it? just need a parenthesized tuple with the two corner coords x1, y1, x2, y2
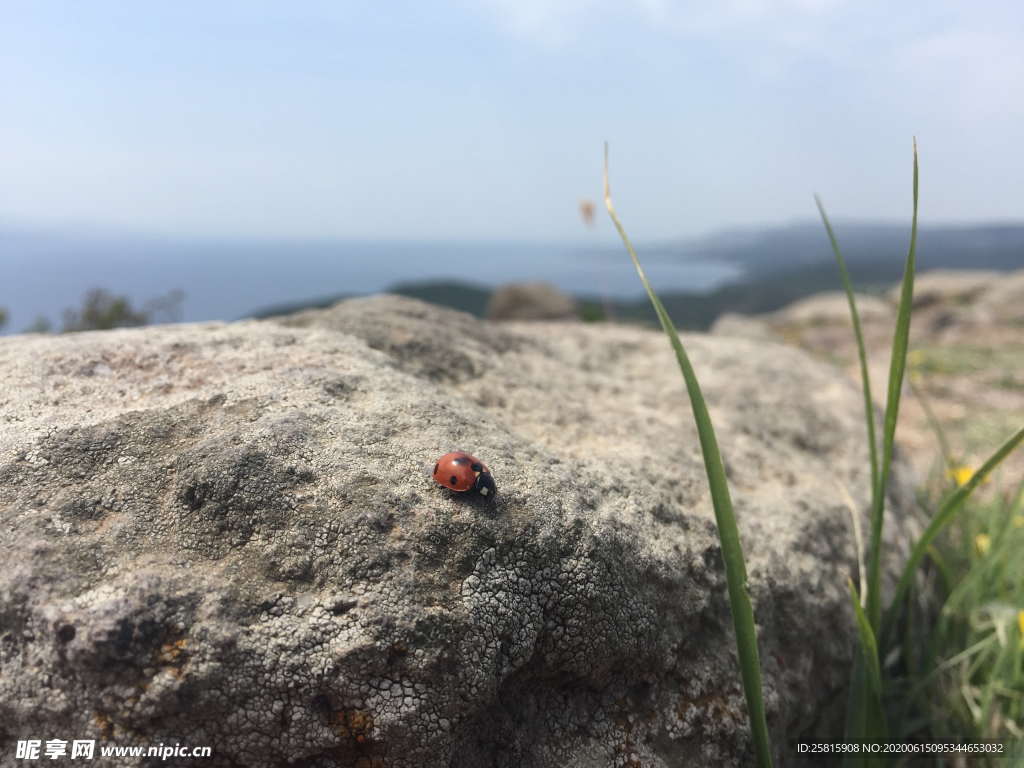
(848, 580, 887, 733)
(844, 582, 888, 768)
(884, 424, 1024, 639)
(815, 199, 888, 757)
(603, 143, 773, 768)
(866, 139, 919, 632)
(979, 625, 1017, 737)
(925, 543, 954, 598)
(814, 195, 880, 504)
(908, 373, 954, 474)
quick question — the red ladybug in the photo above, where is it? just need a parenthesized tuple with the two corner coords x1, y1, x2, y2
(432, 451, 497, 499)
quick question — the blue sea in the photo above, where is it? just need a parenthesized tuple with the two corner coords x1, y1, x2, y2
(1, 232, 742, 334)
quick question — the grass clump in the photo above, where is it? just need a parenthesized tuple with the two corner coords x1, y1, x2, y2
(604, 138, 1024, 765)
(815, 142, 1024, 763)
(909, 480, 1024, 748)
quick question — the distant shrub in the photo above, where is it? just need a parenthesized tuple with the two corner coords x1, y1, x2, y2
(59, 288, 184, 333)
(62, 288, 148, 332)
(13, 288, 184, 334)
(24, 316, 53, 334)
(578, 300, 607, 322)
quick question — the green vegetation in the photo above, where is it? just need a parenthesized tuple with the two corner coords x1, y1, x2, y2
(247, 281, 492, 321)
(23, 316, 53, 334)
(0, 306, 7, 331)
(604, 141, 1024, 765)
(60, 287, 150, 332)
(908, 344, 1024, 379)
(388, 281, 492, 317)
(909, 480, 1024, 748)
(816, 194, 880, 569)
(808, 146, 1022, 764)
(11, 287, 185, 334)
(868, 138, 918, 650)
(601, 259, 897, 328)
(578, 300, 608, 323)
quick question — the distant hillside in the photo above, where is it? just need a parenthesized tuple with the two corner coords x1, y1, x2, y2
(250, 221, 1024, 329)
(9, 219, 1014, 332)
(248, 282, 492, 321)
(634, 221, 1024, 273)
(598, 259, 904, 328)
(617, 221, 1024, 327)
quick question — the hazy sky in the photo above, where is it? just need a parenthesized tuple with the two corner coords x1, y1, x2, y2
(2, 1, 1021, 241)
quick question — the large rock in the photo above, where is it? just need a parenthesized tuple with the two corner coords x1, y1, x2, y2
(485, 282, 577, 321)
(0, 296, 919, 767)
(773, 291, 892, 325)
(708, 312, 777, 342)
(975, 268, 1024, 325)
(886, 269, 1000, 308)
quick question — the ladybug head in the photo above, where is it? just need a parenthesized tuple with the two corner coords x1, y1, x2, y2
(474, 471, 497, 500)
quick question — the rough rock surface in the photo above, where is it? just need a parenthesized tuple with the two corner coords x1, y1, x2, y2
(773, 292, 892, 325)
(885, 269, 1000, 308)
(975, 269, 1024, 325)
(485, 282, 577, 321)
(711, 269, 1024, 487)
(0, 296, 919, 767)
(708, 313, 776, 342)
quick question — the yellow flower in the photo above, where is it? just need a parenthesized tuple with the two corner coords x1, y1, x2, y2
(974, 533, 991, 556)
(948, 465, 976, 487)
(946, 465, 992, 488)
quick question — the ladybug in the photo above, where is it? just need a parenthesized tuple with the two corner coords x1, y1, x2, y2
(432, 451, 497, 499)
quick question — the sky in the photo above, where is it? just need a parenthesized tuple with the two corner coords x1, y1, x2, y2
(1, 0, 1022, 242)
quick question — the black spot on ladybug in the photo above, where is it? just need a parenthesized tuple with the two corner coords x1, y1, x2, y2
(470, 462, 482, 472)
(434, 463, 439, 475)
(450, 475, 458, 486)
